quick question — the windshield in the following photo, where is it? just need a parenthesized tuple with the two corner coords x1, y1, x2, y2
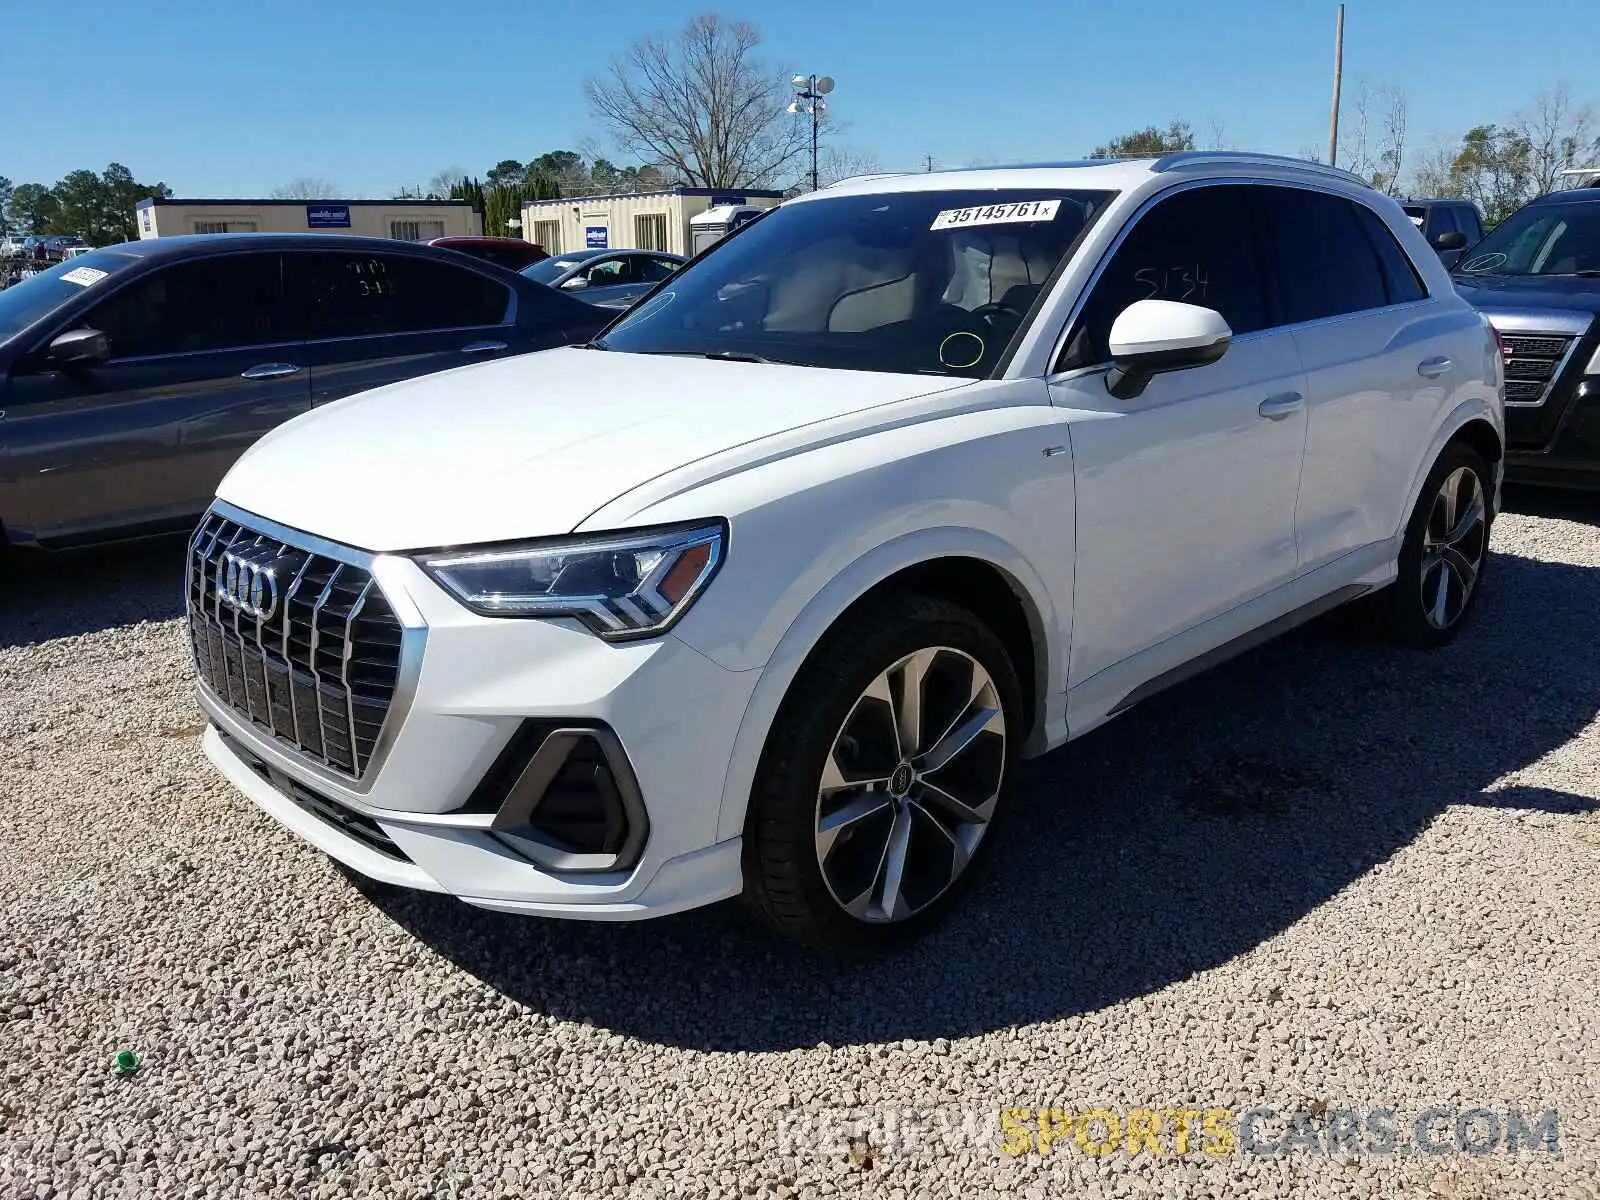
(0, 249, 134, 342)
(1456, 201, 1600, 277)
(523, 252, 603, 284)
(595, 188, 1113, 377)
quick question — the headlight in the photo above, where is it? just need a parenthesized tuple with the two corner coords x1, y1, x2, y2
(416, 521, 725, 640)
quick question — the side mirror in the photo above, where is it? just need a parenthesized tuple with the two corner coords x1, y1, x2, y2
(47, 327, 111, 366)
(559, 275, 588, 291)
(1434, 231, 1468, 251)
(1105, 300, 1231, 400)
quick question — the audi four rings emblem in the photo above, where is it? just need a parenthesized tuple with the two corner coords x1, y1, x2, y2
(217, 547, 305, 621)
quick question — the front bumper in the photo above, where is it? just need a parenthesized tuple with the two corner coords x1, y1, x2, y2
(1505, 377, 1600, 487)
(195, 528, 759, 920)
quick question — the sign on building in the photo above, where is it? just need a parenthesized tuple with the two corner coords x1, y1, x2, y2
(307, 204, 352, 229)
(585, 225, 609, 249)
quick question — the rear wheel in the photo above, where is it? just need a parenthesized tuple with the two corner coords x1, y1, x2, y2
(742, 594, 1022, 951)
(1375, 444, 1492, 646)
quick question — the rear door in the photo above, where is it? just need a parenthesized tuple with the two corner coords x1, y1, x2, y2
(1258, 186, 1445, 571)
(291, 249, 520, 406)
(2, 251, 308, 544)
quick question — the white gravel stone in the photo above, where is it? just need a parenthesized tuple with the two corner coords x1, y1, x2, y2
(2, 500, 1598, 1198)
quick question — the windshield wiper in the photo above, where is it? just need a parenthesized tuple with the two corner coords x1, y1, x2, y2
(634, 349, 780, 364)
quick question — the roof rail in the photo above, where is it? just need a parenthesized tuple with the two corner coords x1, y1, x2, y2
(1150, 150, 1368, 186)
(822, 172, 911, 189)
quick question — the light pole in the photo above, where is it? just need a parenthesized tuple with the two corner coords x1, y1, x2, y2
(789, 73, 835, 191)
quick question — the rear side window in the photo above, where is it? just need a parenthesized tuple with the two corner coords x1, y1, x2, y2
(1351, 205, 1427, 304)
(1063, 184, 1269, 369)
(1259, 188, 1388, 323)
(298, 252, 510, 340)
(84, 254, 291, 358)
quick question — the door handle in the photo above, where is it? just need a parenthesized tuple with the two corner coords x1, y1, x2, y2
(1258, 391, 1305, 419)
(240, 363, 303, 380)
(461, 340, 509, 355)
(1418, 355, 1452, 379)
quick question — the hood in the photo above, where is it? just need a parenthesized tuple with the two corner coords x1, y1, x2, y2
(217, 346, 971, 551)
(1453, 273, 1600, 315)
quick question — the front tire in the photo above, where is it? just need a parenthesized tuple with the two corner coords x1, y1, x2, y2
(742, 594, 1022, 952)
(1376, 443, 1492, 647)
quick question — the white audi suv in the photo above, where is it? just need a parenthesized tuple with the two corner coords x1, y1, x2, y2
(189, 153, 1503, 950)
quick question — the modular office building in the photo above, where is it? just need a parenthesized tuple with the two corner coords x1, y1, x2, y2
(135, 198, 483, 241)
(519, 187, 783, 257)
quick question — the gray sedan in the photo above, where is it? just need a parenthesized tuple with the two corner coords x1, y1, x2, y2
(521, 248, 685, 311)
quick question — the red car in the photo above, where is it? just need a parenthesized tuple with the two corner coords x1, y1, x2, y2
(427, 236, 549, 272)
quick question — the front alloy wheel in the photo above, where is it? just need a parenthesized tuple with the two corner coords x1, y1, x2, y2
(743, 594, 1022, 950)
(815, 647, 1005, 923)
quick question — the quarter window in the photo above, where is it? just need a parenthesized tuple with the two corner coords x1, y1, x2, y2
(1351, 204, 1427, 304)
(298, 252, 510, 340)
(1259, 187, 1389, 323)
(1062, 185, 1268, 370)
(83, 254, 291, 358)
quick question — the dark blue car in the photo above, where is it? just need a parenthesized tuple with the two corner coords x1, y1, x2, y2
(0, 234, 606, 548)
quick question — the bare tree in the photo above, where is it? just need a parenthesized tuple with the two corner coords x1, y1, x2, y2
(426, 167, 466, 199)
(1408, 143, 1465, 198)
(816, 145, 882, 188)
(1204, 118, 1236, 151)
(270, 177, 341, 199)
(1514, 85, 1600, 197)
(585, 14, 808, 189)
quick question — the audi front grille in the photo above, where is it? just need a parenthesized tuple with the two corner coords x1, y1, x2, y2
(187, 509, 406, 780)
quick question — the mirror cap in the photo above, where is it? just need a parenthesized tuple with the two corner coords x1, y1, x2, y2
(1108, 299, 1232, 360)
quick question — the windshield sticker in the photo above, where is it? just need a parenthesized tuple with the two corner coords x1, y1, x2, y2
(931, 199, 1061, 231)
(61, 266, 108, 287)
(1409, 215, 1425, 227)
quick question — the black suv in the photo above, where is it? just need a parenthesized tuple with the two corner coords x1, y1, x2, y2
(1452, 187, 1600, 488)
(1401, 198, 1485, 262)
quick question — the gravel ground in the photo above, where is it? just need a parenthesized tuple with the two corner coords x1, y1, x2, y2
(2, 499, 1599, 1200)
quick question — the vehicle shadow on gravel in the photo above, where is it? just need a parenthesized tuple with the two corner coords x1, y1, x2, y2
(0, 537, 188, 649)
(372, 549, 1600, 1051)
(1502, 484, 1600, 526)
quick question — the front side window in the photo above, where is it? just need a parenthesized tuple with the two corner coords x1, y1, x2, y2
(1062, 185, 1267, 370)
(298, 252, 510, 339)
(598, 188, 1112, 377)
(1259, 187, 1389, 323)
(584, 257, 629, 286)
(0, 249, 138, 342)
(635, 256, 679, 283)
(1456, 206, 1483, 244)
(1456, 201, 1600, 277)
(82, 254, 290, 358)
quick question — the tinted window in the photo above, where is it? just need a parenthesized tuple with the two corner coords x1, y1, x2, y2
(583, 257, 630, 286)
(299, 252, 510, 340)
(1351, 204, 1427, 304)
(635, 256, 679, 283)
(83, 254, 291, 358)
(599, 188, 1112, 377)
(1063, 185, 1267, 369)
(1260, 188, 1388, 323)
(1431, 207, 1459, 238)
(1456, 206, 1483, 244)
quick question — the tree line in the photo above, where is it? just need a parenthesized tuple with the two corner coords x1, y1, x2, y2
(0, 165, 171, 244)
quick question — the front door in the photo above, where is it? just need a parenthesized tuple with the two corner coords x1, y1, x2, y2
(289, 249, 518, 406)
(2, 251, 308, 544)
(1048, 184, 1308, 693)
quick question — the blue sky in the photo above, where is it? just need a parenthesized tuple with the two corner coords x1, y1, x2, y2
(3, 0, 1596, 197)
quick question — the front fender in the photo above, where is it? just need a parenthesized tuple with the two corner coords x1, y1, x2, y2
(1396, 395, 1505, 538)
(698, 524, 1063, 844)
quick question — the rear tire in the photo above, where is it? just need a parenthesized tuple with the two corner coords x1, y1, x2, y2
(1372, 443, 1492, 647)
(741, 593, 1022, 952)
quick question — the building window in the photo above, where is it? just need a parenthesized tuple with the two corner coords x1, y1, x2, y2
(635, 212, 669, 252)
(532, 220, 562, 253)
(193, 220, 258, 234)
(389, 219, 446, 242)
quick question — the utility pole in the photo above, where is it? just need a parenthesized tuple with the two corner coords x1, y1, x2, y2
(1328, 4, 1345, 166)
(924, 155, 936, 173)
(790, 74, 835, 191)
